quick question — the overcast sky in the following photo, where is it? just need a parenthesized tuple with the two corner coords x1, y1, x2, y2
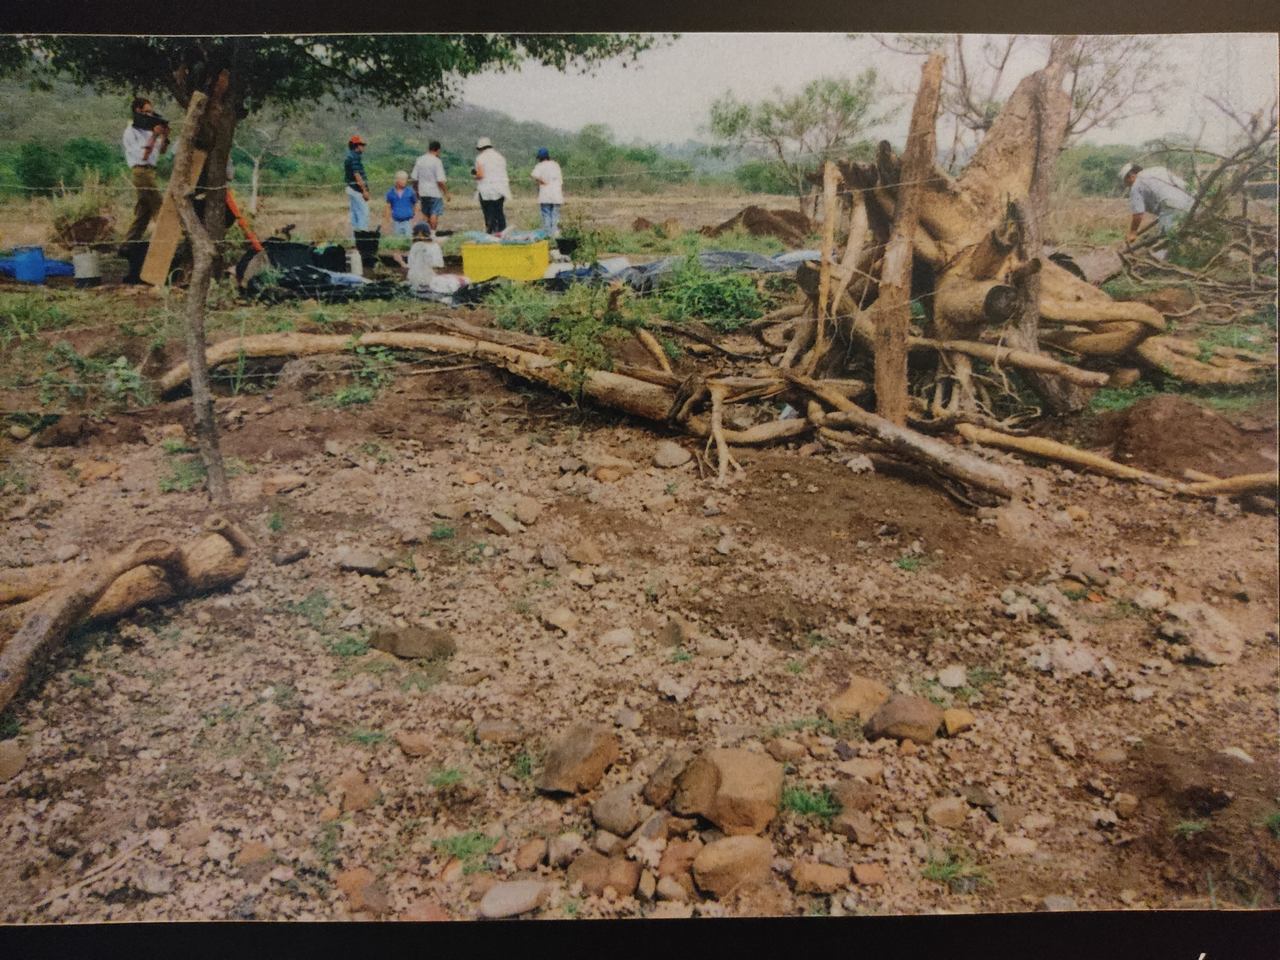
(462, 33, 1278, 151)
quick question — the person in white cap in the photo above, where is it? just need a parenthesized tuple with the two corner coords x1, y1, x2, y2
(473, 136, 511, 235)
(1119, 161, 1193, 246)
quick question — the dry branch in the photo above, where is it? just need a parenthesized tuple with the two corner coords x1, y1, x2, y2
(910, 338, 1109, 387)
(954, 423, 1178, 489)
(1181, 472, 1279, 498)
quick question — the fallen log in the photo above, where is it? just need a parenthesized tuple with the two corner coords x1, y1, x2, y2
(819, 403, 1021, 499)
(1134, 335, 1274, 386)
(0, 519, 252, 712)
(954, 423, 1178, 489)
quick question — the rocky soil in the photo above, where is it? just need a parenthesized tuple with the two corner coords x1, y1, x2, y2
(1, 363, 1277, 921)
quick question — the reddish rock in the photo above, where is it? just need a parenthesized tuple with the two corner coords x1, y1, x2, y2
(536, 724, 619, 794)
(852, 863, 887, 886)
(515, 838, 548, 871)
(791, 861, 850, 894)
(673, 749, 783, 836)
(401, 898, 450, 922)
(821, 676, 891, 724)
(692, 836, 773, 898)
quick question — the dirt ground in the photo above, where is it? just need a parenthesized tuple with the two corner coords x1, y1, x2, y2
(1, 310, 1277, 920)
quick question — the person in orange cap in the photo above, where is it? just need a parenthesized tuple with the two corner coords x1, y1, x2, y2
(344, 135, 372, 232)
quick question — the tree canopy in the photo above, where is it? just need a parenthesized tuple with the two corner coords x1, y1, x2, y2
(708, 71, 894, 207)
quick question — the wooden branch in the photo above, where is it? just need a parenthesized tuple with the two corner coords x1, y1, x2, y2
(808, 161, 841, 375)
(910, 338, 1109, 387)
(635, 328, 674, 375)
(874, 53, 945, 425)
(1180, 473, 1279, 499)
(954, 423, 1178, 489)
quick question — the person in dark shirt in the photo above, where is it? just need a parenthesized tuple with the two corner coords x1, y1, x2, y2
(344, 135, 371, 233)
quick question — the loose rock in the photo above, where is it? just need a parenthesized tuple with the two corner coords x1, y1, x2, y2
(821, 675, 891, 724)
(653, 441, 693, 468)
(866, 695, 944, 744)
(692, 836, 773, 898)
(480, 880, 549, 919)
(536, 725, 619, 794)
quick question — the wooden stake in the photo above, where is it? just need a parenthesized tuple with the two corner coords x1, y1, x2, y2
(808, 160, 841, 374)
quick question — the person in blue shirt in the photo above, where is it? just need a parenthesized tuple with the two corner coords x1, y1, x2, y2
(384, 171, 419, 238)
(344, 135, 371, 232)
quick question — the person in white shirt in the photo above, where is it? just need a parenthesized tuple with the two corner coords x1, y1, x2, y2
(530, 147, 564, 237)
(406, 222, 445, 287)
(473, 137, 511, 235)
(1119, 162, 1193, 244)
(120, 96, 170, 273)
(411, 140, 450, 236)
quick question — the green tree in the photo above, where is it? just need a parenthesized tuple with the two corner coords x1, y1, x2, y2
(709, 71, 895, 212)
(15, 141, 64, 195)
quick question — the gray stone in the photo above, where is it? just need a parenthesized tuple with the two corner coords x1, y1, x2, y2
(1158, 602, 1244, 665)
(334, 546, 391, 575)
(593, 781, 646, 836)
(653, 441, 692, 468)
(479, 880, 549, 919)
(937, 665, 967, 689)
(1041, 895, 1079, 912)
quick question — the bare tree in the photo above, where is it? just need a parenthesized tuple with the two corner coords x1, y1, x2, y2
(232, 113, 298, 214)
(872, 34, 1175, 167)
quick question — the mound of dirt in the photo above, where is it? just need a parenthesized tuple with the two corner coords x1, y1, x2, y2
(700, 206, 812, 246)
(54, 214, 114, 245)
(1112, 395, 1277, 478)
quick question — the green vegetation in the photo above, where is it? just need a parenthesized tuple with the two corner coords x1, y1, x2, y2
(781, 786, 841, 820)
(429, 524, 456, 541)
(325, 634, 370, 658)
(314, 820, 343, 866)
(158, 453, 207, 494)
(35, 342, 151, 409)
(0, 465, 34, 497)
(511, 750, 537, 781)
(922, 848, 990, 893)
(768, 715, 861, 740)
(785, 659, 807, 675)
(658, 251, 766, 332)
(894, 554, 923, 572)
(346, 728, 387, 747)
(428, 767, 464, 789)
(432, 831, 496, 874)
(0, 712, 21, 740)
(0, 294, 74, 347)
(267, 509, 285, 534)
(1262, 811, 1280, 839)
(287, 590, 330, 629)
(1173, 820, 1208, 838)
(670, 646, 694, 663)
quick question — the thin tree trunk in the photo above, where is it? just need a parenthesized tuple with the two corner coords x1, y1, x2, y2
(1007, 37, 1090, 414)
(873, 53, 944, 425)
(250, 157, 260, 215)
(169, 92, 230, 505)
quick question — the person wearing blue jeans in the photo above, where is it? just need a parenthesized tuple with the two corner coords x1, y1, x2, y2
(530, 147, 564, 237)
(344, 135, 371, 233)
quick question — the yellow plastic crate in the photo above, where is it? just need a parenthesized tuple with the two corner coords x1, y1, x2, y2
(461, 240, 550, 282)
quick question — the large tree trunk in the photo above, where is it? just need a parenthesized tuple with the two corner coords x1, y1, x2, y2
(169, 92, 230, 505)
(1005, 37, 1092, 414)
(872, 53, 944, 425)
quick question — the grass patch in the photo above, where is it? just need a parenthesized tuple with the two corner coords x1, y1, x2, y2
(656, 251, 766, 332)
(267, 509, 285, 534)
(158, 454, 207, 493)
(286, 590, 331, 629)
(768, 715, 861, 740)
(785, 659, 807, 675)
(782, 786, 841, 820)
(1173, 820, 1209, 838)
(670, 646, 693, 663)
(1262, 811, 1280, 839)
(429, 524, 456, 541)
(511, 749, 537, 781)
(314, 820, 343, 866)
(0, 465, 34, 497)
(0, 712, 21, 740)
(346, 727, 387, 747)
(894, 554, 924, 572)
(428, 767, 464, 789)
(432, 830, 496, 874)
(922, 848, 990, 893)
(325, 634, 370, 658)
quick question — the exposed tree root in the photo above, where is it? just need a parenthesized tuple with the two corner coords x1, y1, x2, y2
(954, 423, 1178, 489)
(1134, 336, 1274, 386)
(0, 518, 252, 712)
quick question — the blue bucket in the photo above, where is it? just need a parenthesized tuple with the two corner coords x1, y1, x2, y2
(13, 246, 47, 284)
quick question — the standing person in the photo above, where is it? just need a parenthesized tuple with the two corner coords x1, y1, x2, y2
(1119, 162, 1193, 246)
(530, 147, 564, 237)
(384, 171, 418, 238)
(473, 137, 510, 236)
(344, 135, 372, 233)
(411, 140, 450, 236)
(120, 97, 170, 280)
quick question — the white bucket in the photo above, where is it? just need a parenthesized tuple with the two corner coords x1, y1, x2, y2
(348, 250, 363, 277)
(73, 251, 101, 287)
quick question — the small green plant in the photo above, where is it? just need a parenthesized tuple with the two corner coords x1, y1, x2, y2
(563, 897, 582, 917)
(664, 481, 678, 496)
(0, 466, 34, 497)
(1262, 811, 1280, 839)
(68, 672, 94, 688)
(430, 524, 456, 541)
(922, 849, 990, 893)
(894, 555, 923, 572)
(785, 659, 807, 675)
(432, 831, 496, 873)
(782, 786, 841, 820)
(671, 646, 694, 663)
(658, 250, 766, 332)
(346, 728, 387, 747)
(267, 509, 285, 534)
(161, 437, 194, 454)
(325, 634, 370, 658)
(428, 767, 464, 789)
(1089, 381, 1159, 413)
(287, 590, 330, 628)
(805, 631, 831, 648)
(314, 820, 343, 866)
(511, 750, 537, 781)
(1173, 820, 1208, 838)
(159, 455, 207, 493)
